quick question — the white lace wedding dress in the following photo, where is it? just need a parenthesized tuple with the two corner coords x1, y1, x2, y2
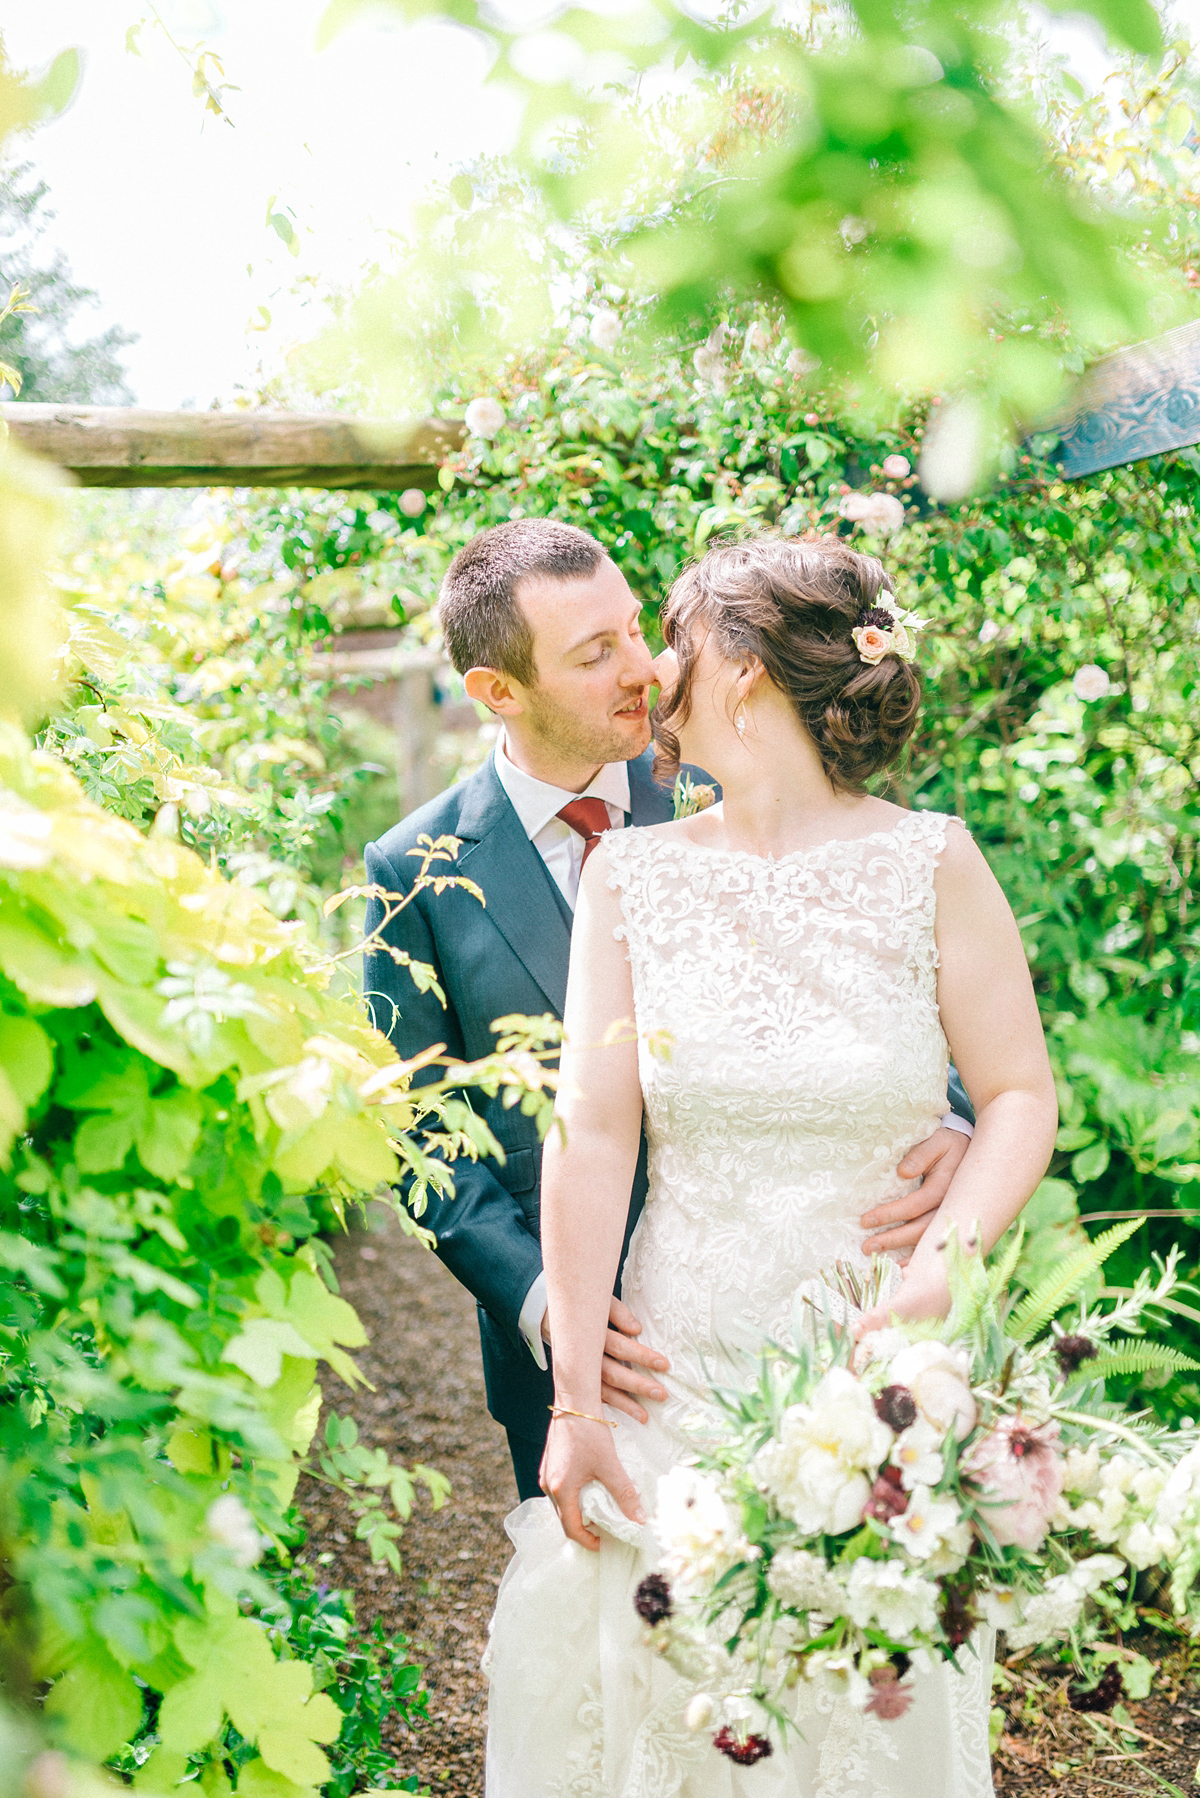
(485, 811, 995, 1798)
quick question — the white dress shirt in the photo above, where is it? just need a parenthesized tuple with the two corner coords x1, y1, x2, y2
(494, 738, 631, 1366)
(494, 736, 972, 1370)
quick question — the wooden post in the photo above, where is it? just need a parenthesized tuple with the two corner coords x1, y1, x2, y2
(0, 404, 464, 490)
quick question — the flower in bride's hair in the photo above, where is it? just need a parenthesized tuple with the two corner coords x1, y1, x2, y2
(654, 1467, 750, 1594)
(753, 1368, 892, 1536)
(852, 622, 894, 665)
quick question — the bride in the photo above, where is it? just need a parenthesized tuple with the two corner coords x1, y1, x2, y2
(484, 535, 1058, 1796)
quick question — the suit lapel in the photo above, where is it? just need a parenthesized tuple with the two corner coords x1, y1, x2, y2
(454, 759, 572, 1016)
(627, 748, 675, 825)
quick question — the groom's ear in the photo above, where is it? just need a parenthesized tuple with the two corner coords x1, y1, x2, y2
(464, 665, 525, 715)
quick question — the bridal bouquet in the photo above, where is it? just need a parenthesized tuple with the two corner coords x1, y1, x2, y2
(632, 1221, 1200, 1766)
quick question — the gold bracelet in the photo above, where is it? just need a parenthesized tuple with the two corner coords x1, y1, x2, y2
(549, 1404, 617, 1429)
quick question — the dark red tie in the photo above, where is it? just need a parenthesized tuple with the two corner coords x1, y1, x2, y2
(556, 798, 613, 868)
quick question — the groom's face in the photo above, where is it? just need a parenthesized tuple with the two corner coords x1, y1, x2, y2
(507, 559, 656, 769)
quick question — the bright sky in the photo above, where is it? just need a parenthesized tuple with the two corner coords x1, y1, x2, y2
(6, 0, 520, 407)
(6, 0, 1194, 410)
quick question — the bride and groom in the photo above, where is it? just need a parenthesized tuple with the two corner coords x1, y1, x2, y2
(364, 519, 1057, 1796)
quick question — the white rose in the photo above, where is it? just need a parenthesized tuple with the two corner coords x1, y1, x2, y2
(881, 454, 911, 479)
(1156, 1445, 1200, 1528)
(845, 1557, 939, 1638)
(786, 347, 821, 378)
(755, 1369, 892, 1537)
(978, 618, 1001, 644)
(1073, 664, 1111, 703)
(465, 397, 506, 438)
(399, 488, 427, 517)
(1004, 1574, 1083, 1650)
(839, 490, 906, 535)
(206, 1494, 264, 1568)
(886, 1342, 978, 1441)
(590, 309, 622, 350)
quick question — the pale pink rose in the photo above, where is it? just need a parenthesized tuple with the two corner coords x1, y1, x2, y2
(881, 454, 911, 480)
(887, 1341, 978, 1441)
(852, 624, 893, 665)
(1073, 664, 1111, 702)
(965, 1415, 1065, 1550)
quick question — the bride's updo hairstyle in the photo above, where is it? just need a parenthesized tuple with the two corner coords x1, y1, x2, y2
(654, 535, 921, 793)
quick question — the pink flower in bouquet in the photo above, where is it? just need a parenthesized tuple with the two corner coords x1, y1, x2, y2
(864, 1664, 915, 1720)
(965, 1415, 1064, 1549)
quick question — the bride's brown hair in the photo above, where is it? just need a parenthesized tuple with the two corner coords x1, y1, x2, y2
(653, 535, 922, 794)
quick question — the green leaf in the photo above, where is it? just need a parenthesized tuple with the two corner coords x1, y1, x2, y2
(1072, 1142, 1110, 1183)
(45, 1645, 144, 1758)
(157, 1667, 224, 1756)
(222, 1319, 317, 1387)
(1087, 1342, 1200, 1379)
(0, 1015, 53, 1106)
(1008, 1218, 1143, 1344)
(137, 1089, 203, 1179)
(29, 47, 84, 121)
(235, 1761, 317, 1798)
(75, 1109, 137, 1172)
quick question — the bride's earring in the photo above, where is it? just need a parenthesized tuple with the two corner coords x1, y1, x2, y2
(734, 700, 749, 740)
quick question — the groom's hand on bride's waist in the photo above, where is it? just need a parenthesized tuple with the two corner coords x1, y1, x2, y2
(540, 1295, 670, 1425)
(858, 1126, 972, 1255)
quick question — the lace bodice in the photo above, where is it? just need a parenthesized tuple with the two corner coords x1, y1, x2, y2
(605, 811, 958, 1373)
(485, 809, 995, 1798)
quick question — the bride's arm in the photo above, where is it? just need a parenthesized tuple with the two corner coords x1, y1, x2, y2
(540, 842, 649, 1549)
(865, 823, 1058, 1325)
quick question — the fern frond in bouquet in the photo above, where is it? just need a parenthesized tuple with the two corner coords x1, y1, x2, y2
(632, 1222, 1200, 1768)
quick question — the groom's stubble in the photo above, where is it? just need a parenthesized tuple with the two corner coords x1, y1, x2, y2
(520, 675, 652, 772)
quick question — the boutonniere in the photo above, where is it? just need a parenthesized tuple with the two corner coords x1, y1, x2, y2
(673, 773, 718, 820)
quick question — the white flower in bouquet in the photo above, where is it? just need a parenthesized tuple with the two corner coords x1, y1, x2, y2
(1004, 1573, 1084, 1651)
(685, 1694, 716, 1732)
(893, 1420, 944, 1491)
(1120, 1519, 1177, 1569)
(655, 1466, 749, 1593)
(1062, 1444, 1102, 1497)
(766, 1547, 845, 1614)
(754, 1368, 892, 1536)
(1070, 1553, 1126, 1595)
(845, 1557, 939, 1638)
(807, 1650, 870, 1708)
(891, 1484, 967, 1566)
(1154, 1444, 1200, 1528)
(886, 1342, 977, 1440)
(978, 1586, 1025, 1631)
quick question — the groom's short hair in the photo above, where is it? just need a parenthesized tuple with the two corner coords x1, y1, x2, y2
(439, 518, 606, 684)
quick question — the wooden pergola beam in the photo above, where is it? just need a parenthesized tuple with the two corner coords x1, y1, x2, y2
(0, 404, 465, 490)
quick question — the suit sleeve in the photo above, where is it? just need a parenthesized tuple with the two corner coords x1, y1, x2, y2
(364, 841, 544, 1347)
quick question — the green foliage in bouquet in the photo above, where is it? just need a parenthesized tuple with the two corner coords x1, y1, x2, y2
(0, 438, 558, 1789)
(635, 1226, 1200, 1763)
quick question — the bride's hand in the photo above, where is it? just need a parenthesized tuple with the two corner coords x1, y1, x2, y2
(540, 1415, 647, 1550)
(857, 1269, 951, 1336)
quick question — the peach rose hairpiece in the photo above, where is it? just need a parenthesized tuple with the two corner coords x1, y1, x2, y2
(851, 594, 927, 666)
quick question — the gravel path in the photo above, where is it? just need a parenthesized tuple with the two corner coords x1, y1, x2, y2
(299, 1206, 1200, 1798)
(298, 1203, 517, 1797)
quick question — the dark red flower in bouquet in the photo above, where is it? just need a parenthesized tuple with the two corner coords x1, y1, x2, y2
(713, 1728, 773, 1765)
(874, 1384, 918, 1432)
(1068, 1664, 1122, 1713)
(939, 1580, 978, 1649)
(864, 1463, 908, 1522)
(865, 1664, 916, 1720)
(634, 1573, 673, 1625)
(1054, 1333, 1098, 1376)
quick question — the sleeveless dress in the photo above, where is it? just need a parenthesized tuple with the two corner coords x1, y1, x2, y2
(484, 812, 995, 1798)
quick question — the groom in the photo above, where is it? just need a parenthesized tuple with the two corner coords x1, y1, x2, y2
(363, 519, 974, 1502)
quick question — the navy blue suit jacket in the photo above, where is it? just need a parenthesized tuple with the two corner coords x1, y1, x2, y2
(363, 747, 678, 1440)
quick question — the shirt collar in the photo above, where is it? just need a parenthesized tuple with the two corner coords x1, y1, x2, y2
(494, 735, 631, 842)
